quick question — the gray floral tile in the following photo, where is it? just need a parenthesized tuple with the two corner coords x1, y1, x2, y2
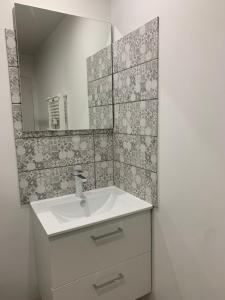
(9, 67, 21, 103)
(114, 133, 157, 172)
(114, 60, 158, 104)
(12, 104, 23, 138)
(89, 105, 113, 129)
(19, 164, 95, 204)
(6, 20, 159, 206)
(5, 28, 116, 205)
(88, 75, 112, 107)
(16, 135, 94, 172)
(87, 45, 112, 82)
(114, 161, 157, 204)
(113, 17, 159, 73)
(5, 29, 18, 67)
(96, 161, 114, 188)
(114, 100, 158, 136)
(94, 132, 113, 162)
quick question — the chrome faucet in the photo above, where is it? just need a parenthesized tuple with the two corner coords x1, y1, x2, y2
(73, 168, 87, 206)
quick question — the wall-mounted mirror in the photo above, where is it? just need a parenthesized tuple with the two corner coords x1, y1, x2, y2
(14, 4, 112, 131)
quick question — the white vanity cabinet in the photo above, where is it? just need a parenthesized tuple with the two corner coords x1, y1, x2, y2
(33, 211, 151, 300)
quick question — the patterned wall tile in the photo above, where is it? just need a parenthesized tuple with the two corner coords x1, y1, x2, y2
(114, 60, 158, 104)
(96, 161, 114, 188)
(19, 163, 95, 204)
(6, 28, 116, 204)
(9, 67, 21, 103)
(87, 45, 112, 82)
(114, 100, 158, 136)
(94, 132, 113, 162)
(6, 17, 159, 206)
(88, 75, 112, 107)
(5, 29, 18, 67)
(12, 104, 23, 138)
(114, 161, 157, 204)
(16, 135, 94, 172)
(89, 105, 113, 129)
(113, 17, 159, 73)
(114, 133, 157, 172)
(113, 17, 159, 206)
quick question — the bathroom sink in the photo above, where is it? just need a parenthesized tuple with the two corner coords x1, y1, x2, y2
(51, 191, 116, 222)
(30, 186, 152, 236)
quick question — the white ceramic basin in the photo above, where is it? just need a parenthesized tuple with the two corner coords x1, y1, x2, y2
(30, 186, 152, 236)
(51, 191, 116, 222)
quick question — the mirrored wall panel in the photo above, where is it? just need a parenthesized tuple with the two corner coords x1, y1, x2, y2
(14, 4, 112, 131)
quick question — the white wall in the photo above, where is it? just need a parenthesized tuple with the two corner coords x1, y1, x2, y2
(0, 1, 110, 300)
(110, 1, 225, 300)
(2, 0, 225, 299)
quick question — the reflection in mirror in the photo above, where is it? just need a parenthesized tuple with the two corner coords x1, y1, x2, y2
(14, 4, 112, 131)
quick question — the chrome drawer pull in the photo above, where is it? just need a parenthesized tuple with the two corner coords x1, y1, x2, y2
(91, 227, 123, 242)
(93, 273, 124, 291)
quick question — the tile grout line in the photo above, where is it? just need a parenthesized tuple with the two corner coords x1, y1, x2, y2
(88, 104, 113, 108)
(14, 130, 113, 140)
(113, 159, 157, 174)
(112, 57, 159, 75)
(111, 35, 115, 186)
(114, 97, 158, 106)
(18, 159, 114, 174)
(93, 131, 97, 188)
(113, 132, 158, 137)
(16, 133, 94, 140)
(18, 161, 95, 174)
(88, 73, 113, 84)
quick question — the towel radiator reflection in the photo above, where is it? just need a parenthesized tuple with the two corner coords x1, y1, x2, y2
(46, 95, 68, 130)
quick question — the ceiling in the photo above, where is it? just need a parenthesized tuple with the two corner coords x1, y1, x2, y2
(15, 4, 65, 54)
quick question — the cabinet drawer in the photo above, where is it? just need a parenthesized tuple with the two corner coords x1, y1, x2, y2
(50, 211, 151, 288)
(52, 252, 151, 300)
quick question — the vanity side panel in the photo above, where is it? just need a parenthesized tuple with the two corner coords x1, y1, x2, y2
(49, 211, 151, 289)
(32, 211, 52, 300)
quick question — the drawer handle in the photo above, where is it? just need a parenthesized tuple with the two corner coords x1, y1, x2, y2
(93, 273, 124, 291)
(91, 227, 123, 242)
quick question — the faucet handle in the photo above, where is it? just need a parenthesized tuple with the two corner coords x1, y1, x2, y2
(73, 169, 83, 176)
(73, 166, 83, 176)
(77, 174, 87, 183)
